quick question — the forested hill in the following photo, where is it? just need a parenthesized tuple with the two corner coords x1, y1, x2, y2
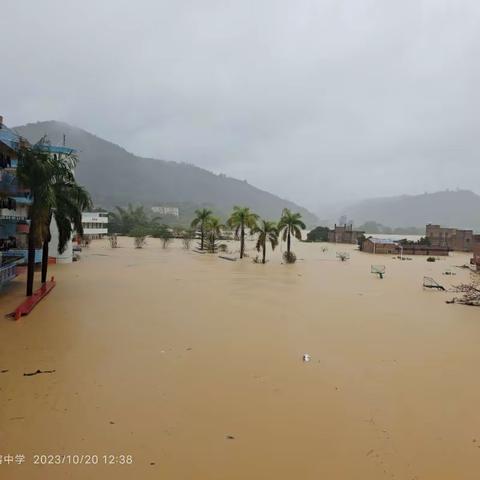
(14, 121, 317, 226)
(343, 190, 480, 230)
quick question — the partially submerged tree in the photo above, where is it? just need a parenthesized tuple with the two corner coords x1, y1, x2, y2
(447, 275, 480, 306)
(182, 229, 196, 250)
(278, 208, 305, 263)
(191, 208, 213, 250)
(252, 220, 278, 264)
(204, 217, 224, 253)
(130, 227, 148, 249)
(227, 206, 259, 259)
(16, 141, 91, 296)
(108, 234, 118, 248)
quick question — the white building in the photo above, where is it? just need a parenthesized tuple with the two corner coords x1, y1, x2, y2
(151, 206, 179, 217)
(81, 212, 109, 238)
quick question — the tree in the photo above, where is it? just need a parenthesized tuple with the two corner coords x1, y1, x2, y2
(181, 229, 196, 250)
(130, 227, 148, 248)
(16, 142, 91, 296)
(109, 204, 150, 235)
(227, 206, 259, 259)
(252, 220, 278, 264)
(190, 208, 213, 250)
(305, 226, 329, 242)
(205, 217, 224, 253)
(278, 208, 306, 256)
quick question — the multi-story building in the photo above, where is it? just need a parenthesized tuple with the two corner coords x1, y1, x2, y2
(426, 224, 479, 252)
(81, 212, 109, 239)
(0, 116, 77, 270)
(151, 206, 179, 217)
(327, 224, 365, 244)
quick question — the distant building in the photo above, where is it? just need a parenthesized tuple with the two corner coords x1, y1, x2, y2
(362, 237, 450, 256)
(81, 212, 109, 239)
(362, 238, 398, 255)
(426, 224, 479, 252)
(327, 224, 365, 244)
(151, 206, 179, 217)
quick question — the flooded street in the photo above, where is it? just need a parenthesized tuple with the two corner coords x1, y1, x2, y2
(1, 237, 479, 479)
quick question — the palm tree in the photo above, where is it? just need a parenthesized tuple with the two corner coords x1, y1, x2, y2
(190, 208, 213, 250)
(17, 142, 91, 296)
(227, 206, 259, 259)
(277, 208, 306, 254)
(205, 217, 224, 253)
(109, 204, 149, 235)
(252, 220, 278, 264)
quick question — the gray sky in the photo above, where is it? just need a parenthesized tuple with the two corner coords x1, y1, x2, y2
(1, 0, 479, 212)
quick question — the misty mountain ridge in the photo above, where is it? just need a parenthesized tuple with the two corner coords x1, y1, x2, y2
(340, 189, 480, 231)
(13, 121, 318, 225)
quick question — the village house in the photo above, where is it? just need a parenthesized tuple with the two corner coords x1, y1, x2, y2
(327, 224, 365, 244)
(362, 237, 450, 256)
(361, 238, 397, 254)
(426, 224, 479, 252)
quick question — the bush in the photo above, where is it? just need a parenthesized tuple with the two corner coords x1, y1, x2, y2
(130, 227, 148, 249)
(305, 226, 329, 242)
(427, 256, 436, 262)
(134, 236, 146, 249)
(283, 251, 297, 264)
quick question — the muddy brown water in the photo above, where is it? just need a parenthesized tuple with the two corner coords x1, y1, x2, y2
(1, 237, 479, 479)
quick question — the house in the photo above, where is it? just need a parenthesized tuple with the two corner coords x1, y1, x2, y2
(426, 224, 478, 252)
(362, 238, 398, 254)
(327, 224, 365, 244)
(362, 237, 450, 256)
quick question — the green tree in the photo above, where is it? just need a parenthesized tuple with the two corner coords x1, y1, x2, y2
(109, 204, 149, 235)
(190, 208, 213, 250)
(205, 217, 224, 253)
(227, 206, 259, 259)
(17, 142, 91, 296)
(252, 220, 278, 264)
(278, 208, 306, 255)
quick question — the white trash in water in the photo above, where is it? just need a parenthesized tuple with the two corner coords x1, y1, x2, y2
(302, 354, 311, 362)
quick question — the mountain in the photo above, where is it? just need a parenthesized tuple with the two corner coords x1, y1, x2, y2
(341, 190, 480, 231)
(13, 121, 317, 225)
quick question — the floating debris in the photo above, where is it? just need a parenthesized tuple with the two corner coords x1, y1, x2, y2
(23, 369, 56, 377)
(302, 354, 311, 362)
(225, 435, 235, 440)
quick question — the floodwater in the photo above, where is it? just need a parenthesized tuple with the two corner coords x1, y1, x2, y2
(0, 237, 479, 479)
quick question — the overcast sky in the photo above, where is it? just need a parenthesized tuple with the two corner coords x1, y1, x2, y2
(1, 0, 479, 211)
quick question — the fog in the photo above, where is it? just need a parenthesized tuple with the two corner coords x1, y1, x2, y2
(1, 0, 479, 211)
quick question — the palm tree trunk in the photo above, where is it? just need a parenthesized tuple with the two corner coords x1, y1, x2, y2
(240, 225, 245, 258)
(287, 230, 291, 254)
(41, 211, 53, 284)
(41, 239, 49, 284)
(26, 218, 36, 296)
(200, 226, 204, 250)
(262, 242, 266, 264)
